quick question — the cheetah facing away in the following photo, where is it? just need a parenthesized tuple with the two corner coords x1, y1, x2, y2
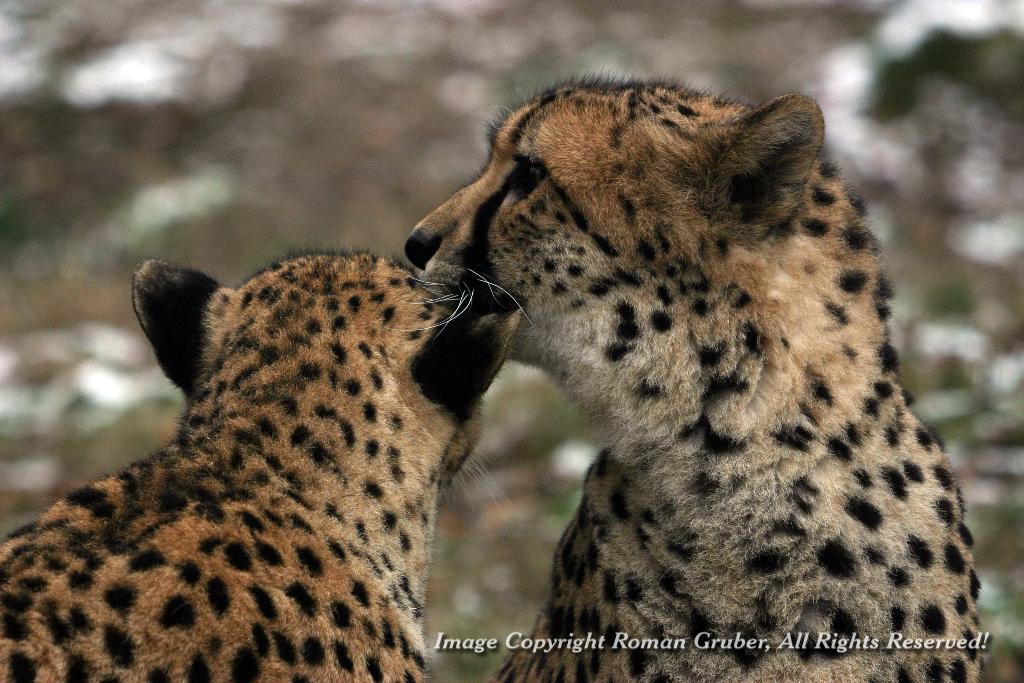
(0, 252, 518, 682)
(406, 80, 983, 682)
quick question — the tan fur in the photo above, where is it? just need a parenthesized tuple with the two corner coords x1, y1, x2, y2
(410, 80, 982, 682)
(0, 253, 517, 682)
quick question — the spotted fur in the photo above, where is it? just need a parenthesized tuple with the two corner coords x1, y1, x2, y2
(0, 252, 517, 682)
(408, 79, 982, 682)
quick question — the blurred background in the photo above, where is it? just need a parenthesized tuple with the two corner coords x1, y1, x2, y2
(1, 0, 1022, 679)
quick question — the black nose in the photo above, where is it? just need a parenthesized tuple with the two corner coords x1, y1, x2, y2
(404, 229, 442, 269)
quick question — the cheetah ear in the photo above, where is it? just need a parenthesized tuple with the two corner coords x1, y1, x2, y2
(710, 93, 824, 229)
(132, 259, 221, 395)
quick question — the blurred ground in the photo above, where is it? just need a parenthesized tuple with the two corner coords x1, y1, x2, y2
(1, 0, 1023, 680)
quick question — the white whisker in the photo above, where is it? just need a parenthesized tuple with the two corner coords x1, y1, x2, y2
(439, 288, 473, 334)
(409, 276, 451, 289)
(466, 268, 532, 324)
(419, 294, 461, 304)
(397, 290, 469, 332)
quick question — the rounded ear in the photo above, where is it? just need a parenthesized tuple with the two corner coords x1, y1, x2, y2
(709, 93, 825, 228)
(132, 259, 221, 395)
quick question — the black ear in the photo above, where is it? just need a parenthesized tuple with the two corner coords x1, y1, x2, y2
(712, 93, 824, 227)
(411, 312, 518, 422)
(132, 259, 220, 395)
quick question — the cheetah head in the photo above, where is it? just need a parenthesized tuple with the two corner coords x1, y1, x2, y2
(131, 251, 519, 478)
(406, 80, 827, 367)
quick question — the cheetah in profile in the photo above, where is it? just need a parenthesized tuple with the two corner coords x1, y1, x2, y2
(0, 251, 517, 682)
(406, 79, 983, 682)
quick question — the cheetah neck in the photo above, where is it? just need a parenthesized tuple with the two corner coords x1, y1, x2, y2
(158, 376, 449, 595)
(522, 226, 900, 465)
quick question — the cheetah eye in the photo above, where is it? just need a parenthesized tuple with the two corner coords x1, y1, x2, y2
(504, 155, 547, 204)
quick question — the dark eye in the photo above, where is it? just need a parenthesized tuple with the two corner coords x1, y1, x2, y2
(505, 155, 547, 203)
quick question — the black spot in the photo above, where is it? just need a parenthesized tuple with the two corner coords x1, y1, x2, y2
(273, 632, 296, 664)
(959, 522, 974, 547)
(251, 623, 270, 657)
(249, 586, 276, 619)
(831, 608, 857, 635)
(636, 380, 664, 399)
(160, 595, 196, 628)
(841, 225, 875, 251)
(296, 547, 323, 576)
(887, 566, 910, 587)
(207, 577, 231, 615)
(331, 600, 351, 628)
(747, 550, 785, 574)
(651, 310, 672, 332)
(591, 233, 619, 257)
(351, 581, 370, 607)
(104, 625, 135, 666)
(934, 497, 954, 525)
(742, 322, 761, 355)
(853, 469, 872, 487)
(231, 647, 260, 683)
(772, 425, 813, 452)
(920, 605, 946, 634)
(838, 269, 868, 293)
(901, 460, 924, 482)
(188, 655, 211, 683)
(950, 658, 967, 683)
(285, 582, 316, 616)
(606, 343, 633, 362)
(879, 342, 899, 373)
(823, 300, 849, 326)
(944, 543, 966, 574)
(302, 637, 325, 665)
(955, 594, 969, 615)
(844, 497, 882, 530)
(908, 535, 933, 568)
(335, 641, 354, 671)
(802, 218, 829, 236)
(224, 543, 252, 571)
(610, 489, 629, 520)
(615, 303, 639, 340)
(68, 571, 93, 591)
(891, 606, 906, 631)
(817, 540, 857, 578)
(932, 465, 954, 491)
(881, 467, 908, 500)
(104, 584, 136, 612)
(698, 344, 724, 367)
(255, 541, 283, 566)
(129, 549, 166, 572)
(812, 187, 835, 205)
(290, 426, 310, 446)
(66, 486, 115, 518)
(826, 437, 852, 461)
(811, 379, 833, 405)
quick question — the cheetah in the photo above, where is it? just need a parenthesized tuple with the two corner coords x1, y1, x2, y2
(405, 79, 983, 682)
(0, 251, 517, 682)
